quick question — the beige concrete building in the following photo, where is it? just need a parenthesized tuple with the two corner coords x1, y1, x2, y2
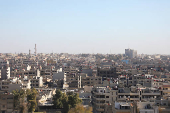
(137, 102, 159, 113)
(92, 87, 118, 113)
(30, 76, 43, 88)
(11, 69, 40, 79)
(0, 80, 22, 92)
(0, 92, 14, 113)
(97, 67, 117, 79)
(80, 73, 102, 87)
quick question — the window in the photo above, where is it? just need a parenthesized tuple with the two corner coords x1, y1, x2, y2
(106, 96, 109, 98)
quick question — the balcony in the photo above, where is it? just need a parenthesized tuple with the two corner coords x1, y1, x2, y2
(93, 92, 110, 95)
(163, 90, 170, 93)
(129, 92, 139, 95)
(115, 109, 131, 113)
(95, 102, 105, 106)
(142, 98, 155, 102)
(118, 93, 130, 95)
(142, 92, 160, 95)
(130, 98, 139, 101)
(96, 108, 104, 112)
(140, 109, 154, 113)
(118, 92, 139, 96)
(95, 98, 106, 101)
(117, 98, 126, 101)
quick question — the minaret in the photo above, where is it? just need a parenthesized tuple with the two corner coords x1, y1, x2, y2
(34, 44, 37, 56)
(29, 49, 31, 56)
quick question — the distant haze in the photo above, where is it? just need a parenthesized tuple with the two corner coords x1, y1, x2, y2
(0, 0, 170, 54)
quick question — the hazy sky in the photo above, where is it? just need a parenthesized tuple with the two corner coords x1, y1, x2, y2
(0, 0, 170, 54)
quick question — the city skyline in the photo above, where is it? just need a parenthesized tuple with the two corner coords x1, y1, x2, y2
(0, 0, 170, 54)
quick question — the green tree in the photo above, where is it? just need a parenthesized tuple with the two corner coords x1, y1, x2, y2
(12, 89, 27, 113)
(62, 93, 70, 113)
(68, 93, 82, 108)
(12, 89, 20, 109)
(19, 102, 27, 113)
(53, 90, 82, 113)
(68, 104, 92, 113)
(26, 88, 38, 112)
(85, 106, 93, 113)
(53, 90, 64, 108)
(28, 100, 37, 112)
